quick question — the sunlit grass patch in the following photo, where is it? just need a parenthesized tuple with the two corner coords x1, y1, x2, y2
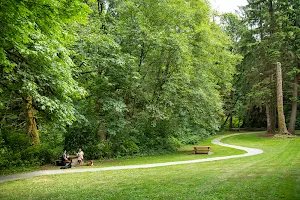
(0, 132, 299, 199)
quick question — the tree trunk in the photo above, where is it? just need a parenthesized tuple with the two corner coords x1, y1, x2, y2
(270, 97, 276, 132)
(25, 97, 40, 145)
(265, 94, 273, 133)
(222, 114, 230, 128)
(270, 75, 276, 133)
(269, 0, 276, 34)
(276, 62, 289, 134)
(98, 122, 106, 141)
(288, 73, 298, 133)
(229, 114, 233, 129)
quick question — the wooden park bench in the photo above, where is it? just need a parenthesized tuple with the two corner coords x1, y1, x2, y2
(193, 146, 211, 154)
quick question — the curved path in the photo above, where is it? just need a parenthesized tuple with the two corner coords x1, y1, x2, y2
(0, 133, 263, 183)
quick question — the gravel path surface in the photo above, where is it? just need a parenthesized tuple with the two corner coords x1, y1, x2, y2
(0, 133, 263, 183)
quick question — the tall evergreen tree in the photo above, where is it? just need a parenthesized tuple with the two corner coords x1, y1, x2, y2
(277, 0, 300, 133)
(241, 0, 288, 133)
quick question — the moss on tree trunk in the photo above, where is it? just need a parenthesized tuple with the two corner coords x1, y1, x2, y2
(25, 97, 40, 145)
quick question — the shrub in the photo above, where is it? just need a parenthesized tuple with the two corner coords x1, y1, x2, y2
(178, 128, 211, 145)
(83, 141, 113, 160)
(115, 139, 140, 156)
(39, 144, 63, 164)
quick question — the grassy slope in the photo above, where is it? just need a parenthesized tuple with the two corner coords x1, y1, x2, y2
(0, 132, 299, 200)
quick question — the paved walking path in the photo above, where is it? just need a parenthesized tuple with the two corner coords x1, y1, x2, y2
(0, 133, 263, 183)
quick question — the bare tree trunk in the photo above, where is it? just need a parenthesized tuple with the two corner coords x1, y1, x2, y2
(265, 94, 273, 133)
(25, 97, 40, 145)
(229, 114, 233, 129)
(276, 62, 289, 134)
(288, 73, 298, 133)
(270, 97, 276, 132)
(222, 114, 230, 128)
(270, 75, 276, 133)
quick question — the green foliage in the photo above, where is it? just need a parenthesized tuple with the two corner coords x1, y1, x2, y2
(1, 0, 240, 168)
(0, 0, 91, 134)
(178, 128, 211, 145)
(0, 0, 91, 168)
(0, 127, 61, 169)
(220, 0, 300, 130)
(70, 0, 238, 158)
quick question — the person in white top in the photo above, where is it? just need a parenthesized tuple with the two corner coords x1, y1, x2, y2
(77, 149, 84, 165)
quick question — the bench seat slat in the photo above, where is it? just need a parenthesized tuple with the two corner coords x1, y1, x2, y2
(193, 146, 211, 154)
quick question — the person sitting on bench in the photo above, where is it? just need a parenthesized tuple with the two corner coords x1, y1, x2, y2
(62, 150, 70, 165)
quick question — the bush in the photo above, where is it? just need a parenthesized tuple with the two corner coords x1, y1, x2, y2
(177, 128, 211, 145)
(0, 146, 11, 169)
(83, 141, 113, 160)
(21, 146, 40, 160)
(39, 144, 63, 164)
(0, 147, 40, 170)
(166, 137, 181, 149)
(180, 135, 202, 145)
(0, 132, 41, 169)
(115, 139, 140, 156)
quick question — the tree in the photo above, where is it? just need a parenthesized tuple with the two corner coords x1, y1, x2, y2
(240, 0, 287, 133)
(219, 13, 246, 129)
(0, 0, 90, 145)
(277, 0, 300, 133)
(237, 0, 300, 134)
(276, 62, 289, 134)
(67, 0, 239, 156)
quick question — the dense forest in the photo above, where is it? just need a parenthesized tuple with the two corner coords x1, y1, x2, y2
(0, 0, 299, 170)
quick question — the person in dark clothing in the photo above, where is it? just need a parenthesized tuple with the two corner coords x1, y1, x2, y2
(61, 150, 71, 167)
(62, 150, 69, 161)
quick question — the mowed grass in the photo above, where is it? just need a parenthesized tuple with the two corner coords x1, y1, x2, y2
(0, 132, 299, 200)
(79, 133, 244, 168)
(1, 133, 243, 174)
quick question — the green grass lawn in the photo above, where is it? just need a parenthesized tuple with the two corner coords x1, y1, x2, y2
(0, 132, 299, 200)
(75, 133, 244, 168)
(0, 133, 244, 174)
